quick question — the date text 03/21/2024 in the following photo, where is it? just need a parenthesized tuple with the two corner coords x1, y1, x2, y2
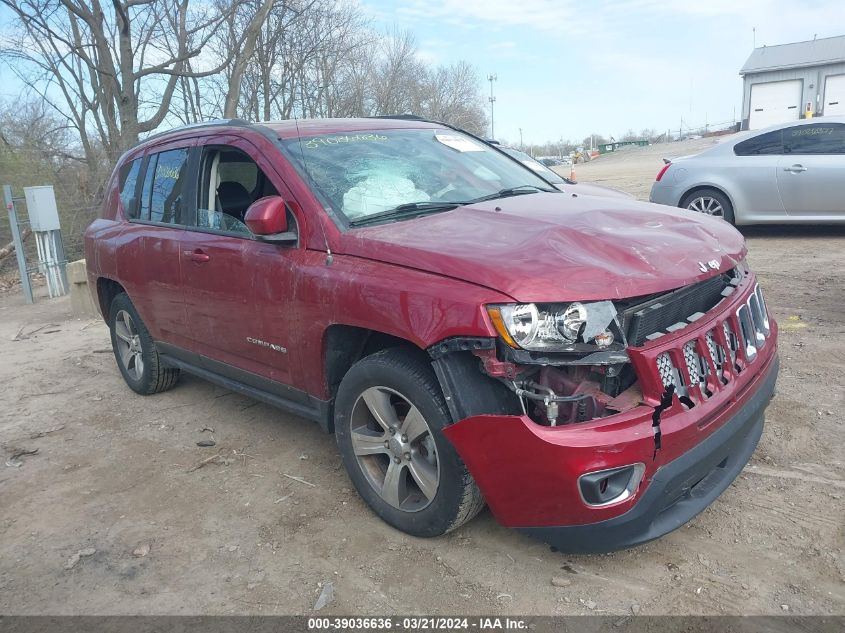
(307, 617, 528, 630)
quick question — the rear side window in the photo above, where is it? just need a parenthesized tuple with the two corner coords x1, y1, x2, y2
(734, 130, 783, 156)
(783, 124, 845, 154)
(138, 148, 190, 224)
(118, 159, 142, 218)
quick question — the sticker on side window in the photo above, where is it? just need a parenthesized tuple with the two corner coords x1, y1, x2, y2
(434, 134, 486, 152)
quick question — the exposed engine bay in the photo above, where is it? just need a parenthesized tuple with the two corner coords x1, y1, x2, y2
(492, 268, 743, 426)
(508, 363, 641, 426)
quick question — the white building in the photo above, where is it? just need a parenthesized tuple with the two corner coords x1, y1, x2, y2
(740, 35, 845, 130)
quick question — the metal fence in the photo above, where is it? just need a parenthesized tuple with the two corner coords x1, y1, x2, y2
(0, 196, 97, 275)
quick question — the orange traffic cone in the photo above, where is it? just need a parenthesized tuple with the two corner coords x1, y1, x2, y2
(570, 163, 577, 182)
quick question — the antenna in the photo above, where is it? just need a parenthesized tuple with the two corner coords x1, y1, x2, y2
(293, 116, 333, 265)
(487, 73, 497, 140)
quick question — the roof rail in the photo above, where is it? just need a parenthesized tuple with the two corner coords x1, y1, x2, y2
(139, 118, 253, 145)
(367, 114, 429, 121)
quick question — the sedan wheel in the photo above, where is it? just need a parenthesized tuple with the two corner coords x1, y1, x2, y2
(680, 188, 735, 224)
(350, 386, 440, 512)
(687, 195, 723, 217)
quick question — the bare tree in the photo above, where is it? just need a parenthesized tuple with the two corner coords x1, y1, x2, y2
(371, 28, 426, 116)
(1, 0, 490, 198)
(420, 61, 487, 135)
(0, 0, 239, 170)
(221, 0, 275, 117)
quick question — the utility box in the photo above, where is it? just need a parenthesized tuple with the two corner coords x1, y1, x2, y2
(24, 186, 61, 231)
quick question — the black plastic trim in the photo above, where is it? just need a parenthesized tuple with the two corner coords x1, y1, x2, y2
(156, 342, 333, 432)
(518, 355, 778, 553)
(431, 351, 521, 423)
(501, 342, 629, 366)
(427, 337, 496, 359)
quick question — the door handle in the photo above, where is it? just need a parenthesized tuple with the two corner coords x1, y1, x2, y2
(183, 249, 210, 263)
(783, 164, 807, 173)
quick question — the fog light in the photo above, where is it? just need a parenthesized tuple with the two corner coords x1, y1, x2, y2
(578, 463, 645, 507)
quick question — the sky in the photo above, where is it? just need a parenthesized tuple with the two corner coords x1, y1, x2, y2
(1, 1, 844, 145)
(360, 0, 845, 144)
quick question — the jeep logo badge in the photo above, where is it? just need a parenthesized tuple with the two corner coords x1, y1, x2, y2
(699, 260, 719, 273)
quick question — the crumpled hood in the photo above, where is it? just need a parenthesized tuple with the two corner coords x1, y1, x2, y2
(335, 192, 746, 303)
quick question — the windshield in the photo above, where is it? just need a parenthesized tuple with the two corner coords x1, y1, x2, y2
(500, 147, 566, 184)
(281, 128, 555, 224)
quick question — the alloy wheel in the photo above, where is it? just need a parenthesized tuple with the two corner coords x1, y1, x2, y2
(114, 309, 145, 381)
(687, 196, 724, 216)
(349, 386, 440, 512)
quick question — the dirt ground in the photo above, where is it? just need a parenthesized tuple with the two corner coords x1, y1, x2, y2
(1, 138, 843, 616)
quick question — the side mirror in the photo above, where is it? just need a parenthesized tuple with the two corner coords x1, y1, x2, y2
(244, 196, 287, 235)
(244, 196, 296, 244)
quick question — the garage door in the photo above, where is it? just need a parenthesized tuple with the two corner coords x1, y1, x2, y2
(824, 74, 845, 116)
(749, 80, 802, 130)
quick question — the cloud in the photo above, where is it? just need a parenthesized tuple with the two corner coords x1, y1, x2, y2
(361, 0, 845, 141)
(392, 0, 844, 42)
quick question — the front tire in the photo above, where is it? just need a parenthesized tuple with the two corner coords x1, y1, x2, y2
(681, 188, 735, 224)
(108, 293, 180, 395)
(334, 348, 484, 537)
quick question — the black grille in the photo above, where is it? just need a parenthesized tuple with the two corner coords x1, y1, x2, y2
(621, 271, 737, 347)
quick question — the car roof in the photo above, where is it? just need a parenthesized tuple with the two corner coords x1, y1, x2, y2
(745, 114, 845, 136)
(263, 117, 442, 139)
(137, 117, 443, 149)
(683, 115, 845, 158)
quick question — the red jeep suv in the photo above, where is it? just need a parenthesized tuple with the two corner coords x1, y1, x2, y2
(84, 118, 778, 552)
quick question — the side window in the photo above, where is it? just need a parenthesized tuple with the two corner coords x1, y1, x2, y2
(734, 130, 783, 156)
(783, 124, 845, 155)
(118, 158, 142, 218)
(218, 161, 258, 194)
(148, 149, 190, 224)
(196, 147, 279, 236)
(138, 155, 157, 221)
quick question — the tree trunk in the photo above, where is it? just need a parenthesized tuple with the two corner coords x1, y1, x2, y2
(223, 0, 274, 118)
(0, 228, 32, 263)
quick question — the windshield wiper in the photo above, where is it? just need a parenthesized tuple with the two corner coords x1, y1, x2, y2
(347, 185, 556, 227)
(468, 184, 557, 203)
(348, 201, 462, 227)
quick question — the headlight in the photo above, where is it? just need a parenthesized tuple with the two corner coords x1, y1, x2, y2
(558, 302, 587, 340)
(505, 303, 539, 346)
(487, 301, 619, 352)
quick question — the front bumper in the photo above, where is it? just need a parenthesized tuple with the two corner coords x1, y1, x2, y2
(443, 273, 778, 553)
(519, 355, 777, 552)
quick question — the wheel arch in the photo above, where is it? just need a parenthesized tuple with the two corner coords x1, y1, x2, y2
(96, 277, 126, 322)
(323, 324, 429, 410)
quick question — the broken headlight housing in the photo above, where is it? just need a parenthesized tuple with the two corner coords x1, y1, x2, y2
(487, 301, 623, 352)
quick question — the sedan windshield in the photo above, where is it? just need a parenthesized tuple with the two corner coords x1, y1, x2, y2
(282, 128, 555, 224)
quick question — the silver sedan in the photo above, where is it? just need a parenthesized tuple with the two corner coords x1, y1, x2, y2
(498, 146, 634, 200)
(649, 116, 845, 225)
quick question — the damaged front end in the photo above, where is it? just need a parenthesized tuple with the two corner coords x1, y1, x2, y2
(435, 266, 753, 430)
(430, 266, 778, 549)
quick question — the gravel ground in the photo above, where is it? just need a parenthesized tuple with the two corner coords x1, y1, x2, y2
(1, 139, 843, 616)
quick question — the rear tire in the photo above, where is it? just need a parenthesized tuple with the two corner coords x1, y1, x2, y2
(681, 188, 735, 224)
(108, 293, 180, 395)
(335, 348, 484, 537)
